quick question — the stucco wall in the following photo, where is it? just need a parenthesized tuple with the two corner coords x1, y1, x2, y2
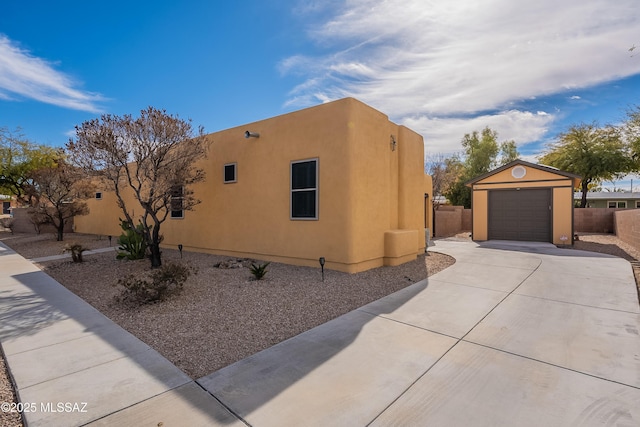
(552, 187, 574, 244)
(75, 98, 431, 273)
(434, 206, 471, 237)
(10, 207, 74, 235)
(614, 209, 640, 253)
(472, 190, 488, 240)
(574, 208, 627, 233)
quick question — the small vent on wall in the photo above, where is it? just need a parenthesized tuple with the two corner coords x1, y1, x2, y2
(512, 166, 526, 179)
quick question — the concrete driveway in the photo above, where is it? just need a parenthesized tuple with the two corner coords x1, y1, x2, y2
(199, 240, 640, 426)
(2, 239, 639, 426)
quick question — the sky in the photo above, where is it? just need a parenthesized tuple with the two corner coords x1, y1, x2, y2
(2, 0, 640, 189)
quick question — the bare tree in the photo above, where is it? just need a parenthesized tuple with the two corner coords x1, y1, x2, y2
(67, 107, 208, 267)
(28, 160, 93, 241)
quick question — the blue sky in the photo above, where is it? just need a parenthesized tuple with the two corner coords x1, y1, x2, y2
(2, 1, 640, 188)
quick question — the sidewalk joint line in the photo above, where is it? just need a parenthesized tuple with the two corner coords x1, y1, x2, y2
(461, 339, 640, 391)
(355, 308, 460, 341)
(76, 382, 194, 426)
(368, 255, 545, 425)
(366, 339, 464, 427)
(510, 292, 640, 314)
(458, 258, 543, 343)
(195, 381, 252, 427)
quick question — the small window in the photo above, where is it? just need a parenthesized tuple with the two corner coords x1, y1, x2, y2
(224, 163, 237, 183)
(608, 201, 626, 208)
(170, 186, 184, 218)
(95, 192, 102, 200)
(291, 159, 318, 220)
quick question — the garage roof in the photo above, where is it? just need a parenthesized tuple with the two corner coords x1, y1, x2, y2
(465, 159, 581, 187)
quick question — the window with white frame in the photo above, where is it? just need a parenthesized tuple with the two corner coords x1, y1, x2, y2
(290, 159, 318, 220)
(607, 201, 627, 208)
(224, 163, 237, 183)
(170, 185, 184, 218)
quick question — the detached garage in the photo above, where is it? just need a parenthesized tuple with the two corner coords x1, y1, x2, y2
(467, 160, 581, 245)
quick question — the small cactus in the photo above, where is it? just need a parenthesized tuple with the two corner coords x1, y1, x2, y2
(249, 262, 270, 280)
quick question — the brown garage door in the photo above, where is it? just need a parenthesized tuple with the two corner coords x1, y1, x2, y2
(488, 189, 551, 242)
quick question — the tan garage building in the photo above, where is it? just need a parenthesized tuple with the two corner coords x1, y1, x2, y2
(466, 160, 581, 245)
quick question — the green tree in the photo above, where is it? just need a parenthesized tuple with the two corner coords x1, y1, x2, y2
(539, 123, 634, 208)
(68, 107, 208, 268)
(461, 127, 500, 178)
(0, 128, 59, 201)
(623, 105, 640, 164)
(499, 140, 520, 164)
(444, 127, 519, 207)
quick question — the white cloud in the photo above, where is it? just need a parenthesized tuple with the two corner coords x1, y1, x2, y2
(0, 35, 104, 112)
(407, 110, 555, 154)
(284, 0, 640, 153)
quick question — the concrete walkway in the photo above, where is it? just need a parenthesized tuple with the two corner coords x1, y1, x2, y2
(0, 242, 243, 427)
(1, 240, 639, 426)
(29, 246, 116, 264)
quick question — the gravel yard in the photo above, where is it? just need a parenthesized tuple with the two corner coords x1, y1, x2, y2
(0, 232, 453, 380)
(572, 232, 640, 261)
(0, 355, 22, 427)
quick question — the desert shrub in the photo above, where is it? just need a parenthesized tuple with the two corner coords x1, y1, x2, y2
(117, 262, 192, 304)
(116, 219, 148, 260)
(249, 261, 271, 280)
(64, 243, 87, 263)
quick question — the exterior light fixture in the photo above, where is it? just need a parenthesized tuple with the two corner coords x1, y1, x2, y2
(319, 257, 325, 282)
(244, 131, 260, 139)
(390, 134, 397, 151)
(178, 244, 183, 258)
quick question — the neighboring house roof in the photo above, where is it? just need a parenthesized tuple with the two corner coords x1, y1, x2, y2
(465, 159, 582, 187)
(574, 192, 640, 200)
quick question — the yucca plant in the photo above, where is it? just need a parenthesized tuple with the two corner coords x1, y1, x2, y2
(116, 219, 148, 260)
(249, 261, 271, 280)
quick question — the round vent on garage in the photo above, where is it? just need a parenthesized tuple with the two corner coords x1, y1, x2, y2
(511, 166, 526, 179)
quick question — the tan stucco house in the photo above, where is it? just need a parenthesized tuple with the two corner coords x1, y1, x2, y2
(75, 98, 433, 273)
(466, 160, 581, 245)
